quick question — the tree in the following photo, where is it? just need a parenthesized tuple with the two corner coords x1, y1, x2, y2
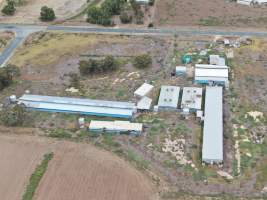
(133, 54, 152, 69)
(0, 64, 20, 91)
(1, 0, 16, 15)
(120, 12, 132, 24)
(87, 6, 112, 26)
(102, 55, 117, 71)
(40, 6, 55, 21)
(1, 104, 27, 126)
(102, 0, 124, 15)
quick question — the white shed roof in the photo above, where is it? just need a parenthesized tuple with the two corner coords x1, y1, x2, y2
(89, 120, 143, 132)
(181, 87, 203, 110)
(158, 86, 180, 108)
(202, 86, 223, 163)
(134, 83, 154, 97)
(137, 96, 152, 110)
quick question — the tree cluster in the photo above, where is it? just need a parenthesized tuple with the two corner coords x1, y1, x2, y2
(40, 6, 55, 21)
(1, 0, 16, 15)
(1, 104, 27, 127)
(133, 54, 152, 69)
(79, 56, 118, 75)
(87, 0, 125, 26)
(0, 64, 20, 91)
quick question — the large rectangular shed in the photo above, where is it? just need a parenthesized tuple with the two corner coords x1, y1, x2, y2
(89, 120, 143, 135)
(18, 94, 136, 119)
(158, 86, 180, 110)
(195, 64, 229, 86)
(202, 86, 223, 164)
(134, 83, 154, 98)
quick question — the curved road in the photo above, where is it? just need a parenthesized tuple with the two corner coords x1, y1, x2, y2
(0, 23, 267, 67)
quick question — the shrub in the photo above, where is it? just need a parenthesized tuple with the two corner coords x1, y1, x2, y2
(1, 104, 27, 127)
(0, 64, 20, 91)
(102, 0, 124, 15)
(40, 6, 55, 21)
(133, 54, 152, 69)
(79, 56, 118, 75)
(120, 11, 132, 24)
(1, 0, 16, 15)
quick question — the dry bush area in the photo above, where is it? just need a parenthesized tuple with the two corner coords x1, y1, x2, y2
(0, 132, 156, 200)
(0, 0, 87, 23)
(154, 0, 267, 28)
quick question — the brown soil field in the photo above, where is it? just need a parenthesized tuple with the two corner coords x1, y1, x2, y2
(0, 131, 156, 200)
(154, 0, 267, 28)
(0, 0, 87, 23)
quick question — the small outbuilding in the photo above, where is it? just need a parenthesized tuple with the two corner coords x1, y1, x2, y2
(137, 96, 152, 110)
(209, 55, 226, 66)
(176, 66, 187, 76)
(158, 86, 180, 110)
(181, 87, 203, 112)
(134, 83, 154, 98)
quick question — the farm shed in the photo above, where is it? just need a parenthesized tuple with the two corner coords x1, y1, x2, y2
(181, 87, 203, 111)
(18, 94, 136, 119)
(209, 55, 226, 66)
(89, 120, 143, 135)
(137, 96, 152, 110)
(134, 83, 154, 98)
(202, 86, 223, 164)
(195, 64, 229, 86)
(158, 86, 180, 110)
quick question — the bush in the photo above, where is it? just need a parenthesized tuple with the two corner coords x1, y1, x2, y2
(79, 56, 118, 75)
(120, 11, 132, 24)
(1, 0, 16, 15)
(133, 54, 152, 69)
(87, 6, 112, 26)
(40, 6, 55, 21)
(1, 104, 27, 127)
(102, 0, 124, 15)
(0, 64, 20, 91)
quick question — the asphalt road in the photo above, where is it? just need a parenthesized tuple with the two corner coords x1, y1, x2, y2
(0, 23, 267, 67)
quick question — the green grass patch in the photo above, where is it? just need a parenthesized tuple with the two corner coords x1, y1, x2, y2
(199, 17, 222, 26)
(22, 153, 54, 200)
(48, 128, 72, 139)
(126, 149, 150, 170)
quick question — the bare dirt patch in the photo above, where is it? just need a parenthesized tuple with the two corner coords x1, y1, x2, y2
(0, 0, 87, 23)
(154, 0, 267, 28)
(0, 131, 156, 200)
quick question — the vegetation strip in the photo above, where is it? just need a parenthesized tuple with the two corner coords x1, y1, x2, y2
(22, 152, 54, 200)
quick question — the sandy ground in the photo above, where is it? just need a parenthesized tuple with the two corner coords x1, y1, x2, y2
(154, 0, 267, 28)
(0, 0, 87, 23)
(0, 130, 156, 200)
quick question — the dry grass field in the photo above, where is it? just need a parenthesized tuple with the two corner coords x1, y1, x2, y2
(0, 130, 156, 200)
(154, 0, 267, 28)
(0, 0, 87, 23)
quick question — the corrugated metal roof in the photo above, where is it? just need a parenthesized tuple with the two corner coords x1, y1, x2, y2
(19, 94, 135, 109)
(18, 95, 135, 118)
(202, 86, 223, 163)
(195, 68, 229, 78)
(89, 120, 143, 132)
(134, 83, 154, 97)
(181, 87, 203, 110)
(158, 86, 180, 108)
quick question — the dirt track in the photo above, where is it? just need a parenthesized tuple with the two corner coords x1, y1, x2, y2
(0, 131, 156, 200)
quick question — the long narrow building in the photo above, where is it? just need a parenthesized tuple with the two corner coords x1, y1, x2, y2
(18, 94, 136, 119)
(202, 86, 223, 164)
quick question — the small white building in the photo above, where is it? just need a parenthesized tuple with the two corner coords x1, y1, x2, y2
(176, 66, 187, 76)
(209, 55, 226, 66)
(134, 83, 154, 98)
(181, 87, 203, 111)
(89, 120, 143, 135)
(137, 96, 152, 110)
(158, 86, 180, 110)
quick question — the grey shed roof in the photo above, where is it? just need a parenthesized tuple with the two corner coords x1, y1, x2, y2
(202, 86, 223, 163)
(158, 86, 180, 108)
(181, 87, 203, 110)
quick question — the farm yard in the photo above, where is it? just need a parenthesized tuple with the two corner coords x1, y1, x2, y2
(0, 31, 266, 199)
(154, 0, 267, 28)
